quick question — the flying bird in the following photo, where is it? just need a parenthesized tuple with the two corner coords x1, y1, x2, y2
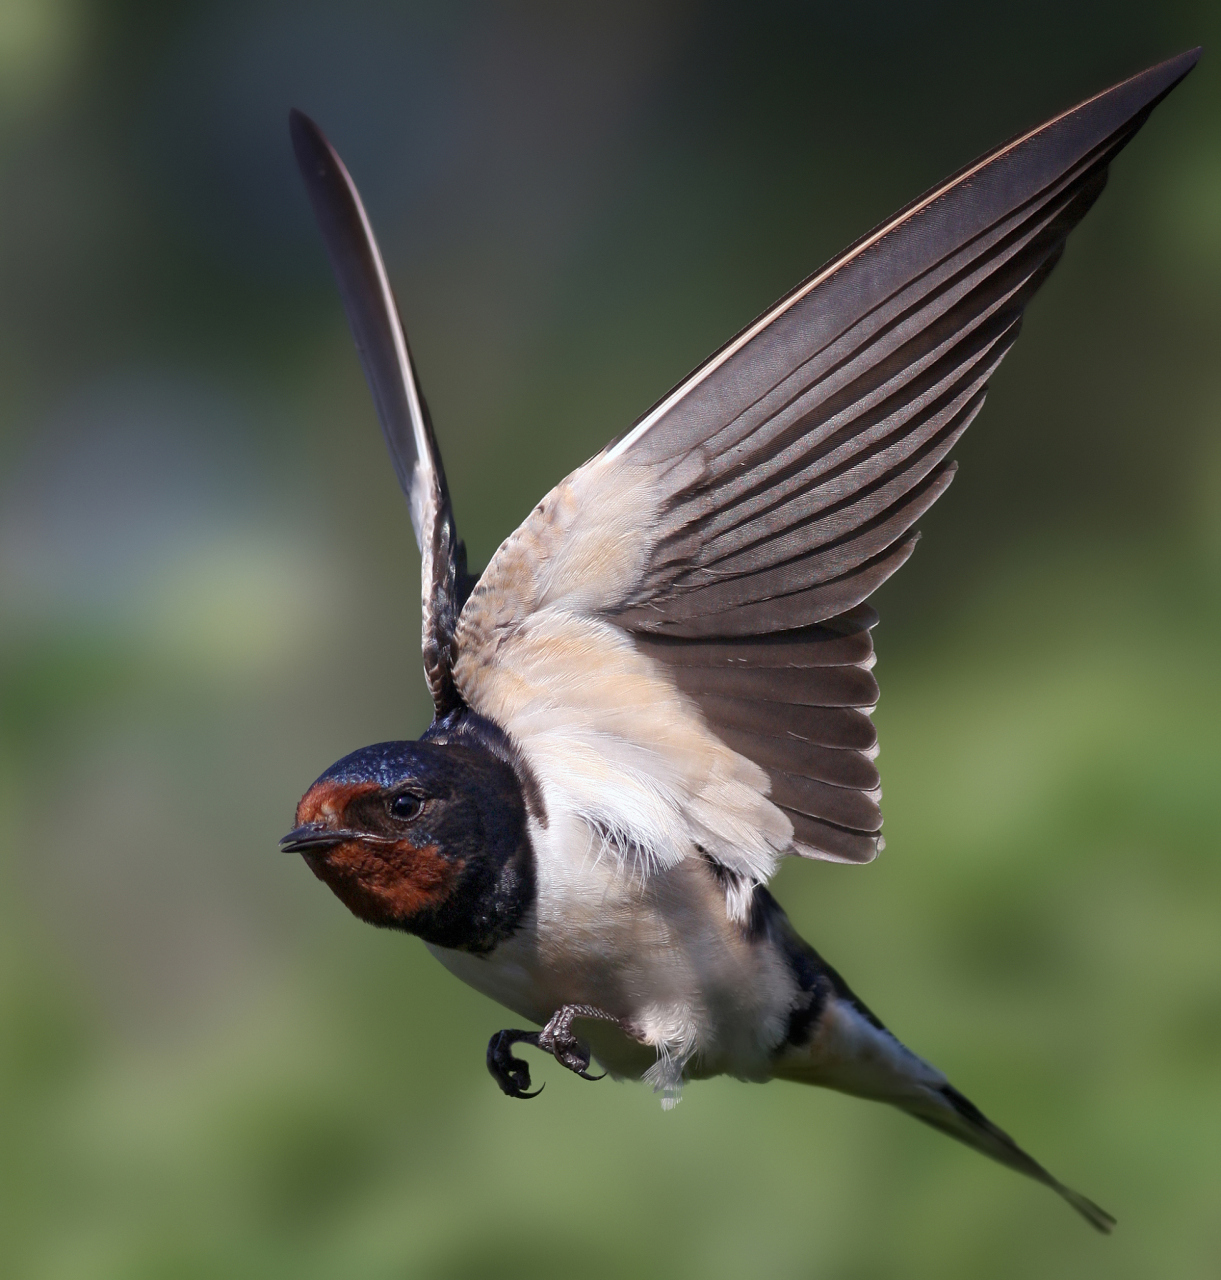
(282, 49, 1199, 1232)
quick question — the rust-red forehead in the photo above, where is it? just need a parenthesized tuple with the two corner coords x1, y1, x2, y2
(296, 777, 379, 825)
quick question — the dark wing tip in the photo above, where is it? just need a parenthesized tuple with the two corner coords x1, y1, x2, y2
(288, 106, 314, 151)
(1153, 45, 1202, 83)
(287, 102, 467, 720)
(288, 108, 336, 184)
(286, 102, 424, 507)
(1077, 46, 1200, 134)
(1137, 45, 1202, 85)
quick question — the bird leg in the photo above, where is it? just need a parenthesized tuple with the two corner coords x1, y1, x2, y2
(486, 1004, 623, 1099)
(537, 1003, 619, 1077)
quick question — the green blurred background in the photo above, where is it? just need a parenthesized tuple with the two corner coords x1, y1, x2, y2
(0, 2, 1218, 1276)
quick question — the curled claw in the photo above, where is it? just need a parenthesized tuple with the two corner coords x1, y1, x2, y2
(486, 1029, 543, 1099)
(550, 1038, 604, 1081)
(487, 1005, 622, 1097)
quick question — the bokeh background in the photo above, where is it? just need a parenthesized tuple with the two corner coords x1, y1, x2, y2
(1, 2, 1218, 1276)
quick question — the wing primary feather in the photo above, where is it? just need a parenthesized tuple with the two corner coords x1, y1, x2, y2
(447, 51, 1198, 883)
(617, 532, 921, 637)
(687, 311, 1014, 545)
(289, 109, 432, 537)
(680, 375, 985, 582)
(290, 109, 472, 717)
(644, 463, 950, 621)
(648, 169, 1091, 581)
(693, 167, 1097, 484)
(608, 48, 1198, 465)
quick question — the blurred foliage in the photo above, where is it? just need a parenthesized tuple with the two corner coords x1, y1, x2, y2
(0, 2, 1218, 1277)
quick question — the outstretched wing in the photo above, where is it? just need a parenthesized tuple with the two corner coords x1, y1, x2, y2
(291, 110, 472, 717)
(453, 50, 1198, 891)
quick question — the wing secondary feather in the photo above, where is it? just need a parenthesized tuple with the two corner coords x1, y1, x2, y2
(454, 50, 1197, 887)
(297, 53, 1198, 894)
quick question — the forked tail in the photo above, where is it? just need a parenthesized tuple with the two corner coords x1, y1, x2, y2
(772, 956, 1114, 1233)
(902, 1080, 1114, 1233)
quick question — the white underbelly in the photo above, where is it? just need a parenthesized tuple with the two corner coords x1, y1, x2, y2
(427, 814, 795, 1085)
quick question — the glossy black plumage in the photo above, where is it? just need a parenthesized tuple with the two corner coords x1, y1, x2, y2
(295, 729, 535, 953)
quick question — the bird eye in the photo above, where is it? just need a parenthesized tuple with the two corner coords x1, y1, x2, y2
(390, 794, 424, 822)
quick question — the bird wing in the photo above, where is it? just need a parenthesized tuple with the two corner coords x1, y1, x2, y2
(452, 49, 1198, 894)
(291, 109, 472, 718)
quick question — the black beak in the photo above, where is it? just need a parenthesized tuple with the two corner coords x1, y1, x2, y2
(280, 823, 354, 853)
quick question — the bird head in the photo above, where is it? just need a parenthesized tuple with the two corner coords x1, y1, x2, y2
(281, 734, 534, 952)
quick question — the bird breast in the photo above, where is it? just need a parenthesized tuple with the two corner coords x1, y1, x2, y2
(427, 811, 797, 1082)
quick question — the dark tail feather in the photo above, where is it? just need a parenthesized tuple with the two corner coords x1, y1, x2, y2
(905, 1083, 1115, 1233)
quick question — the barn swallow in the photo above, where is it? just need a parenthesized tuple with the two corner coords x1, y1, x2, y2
(283, 49, 1199, 1231)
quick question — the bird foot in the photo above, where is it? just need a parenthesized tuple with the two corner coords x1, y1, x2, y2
(486, 1004, 622, 1098)
(486, 1029, 543, 1098)
(537, 1003, 618, 1078)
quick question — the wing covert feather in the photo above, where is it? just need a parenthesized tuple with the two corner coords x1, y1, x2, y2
(453, 51, 1198, 881)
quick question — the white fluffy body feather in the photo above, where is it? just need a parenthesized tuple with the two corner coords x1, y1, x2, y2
(428, 809, 797, 1102)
